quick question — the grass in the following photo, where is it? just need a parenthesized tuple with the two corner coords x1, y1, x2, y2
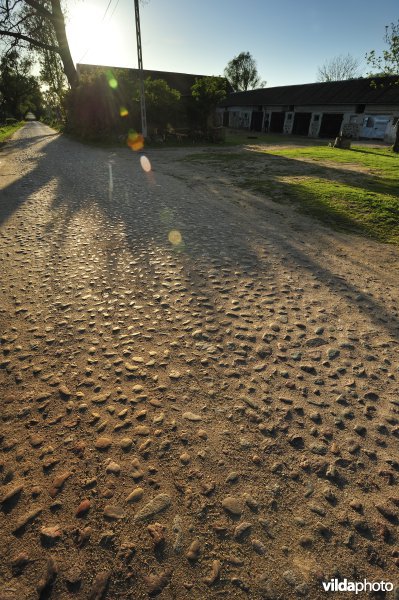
(0, 121, 25, 143)
(183, 142, 399, 245)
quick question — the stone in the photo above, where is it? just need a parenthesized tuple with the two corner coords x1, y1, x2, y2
(40, 525, 62, 543)
(172, 514, 184, 553)
(133, 425, 150, 436)
(49, 470, 72, 497)
(76, 499, 91, 517)
(169, 370, 181, 379)
(120, 437, 133, 450)
(143, 569, 172, 596)
(204, 560, 221, 586)
(182, 412, 202, 421)
(12, 507, 43, 533)
(126, 487, 144, 503)
(104, 505, 125, 520)
(375, 503, 397, 522)
(88, 571, 111, 600)
(180, 452, 190, 465)
(37, 556, 58, 596)
(0, 483, 23, 505)
(134, 494, 171, 522)
(147, 522, 166, 548)
(233, 521, 252, 540)
(106, 460, 121, 475)
(186, 539, 201, 561)
(251, 538, 266, 554)
(95, 437, 112, 450)
(59, 384, 72, 398)
(131, 458, 144, 480)
(222, 496, 242, 516)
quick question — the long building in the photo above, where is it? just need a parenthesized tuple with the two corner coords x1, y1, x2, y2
(217, 76, 399, 143)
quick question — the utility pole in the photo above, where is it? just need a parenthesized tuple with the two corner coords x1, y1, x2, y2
(134, 0, 147, 138)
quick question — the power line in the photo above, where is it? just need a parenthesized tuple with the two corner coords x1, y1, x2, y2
(77, 0, 118, 65)
(108, 0, 120, 22)
(101, 0, 114, 23)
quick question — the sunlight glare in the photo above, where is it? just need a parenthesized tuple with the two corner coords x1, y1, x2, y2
(66, 2, 120, 66)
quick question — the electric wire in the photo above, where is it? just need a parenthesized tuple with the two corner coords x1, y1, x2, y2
(76, 0, 118, 65)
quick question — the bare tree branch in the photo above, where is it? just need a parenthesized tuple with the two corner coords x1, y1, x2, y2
(0, 28, 60, 52)
(317, 54, 361, 82)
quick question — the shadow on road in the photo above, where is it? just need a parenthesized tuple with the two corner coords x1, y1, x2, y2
(1, 124, 398, 344)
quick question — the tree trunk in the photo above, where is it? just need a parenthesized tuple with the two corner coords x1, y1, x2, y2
(50, 0, 78, 89)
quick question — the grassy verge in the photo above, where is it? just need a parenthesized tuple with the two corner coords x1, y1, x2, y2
(0, 121, 25, 143)
(184, 144, 399, 245)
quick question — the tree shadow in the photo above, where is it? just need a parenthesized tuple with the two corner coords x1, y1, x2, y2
(351, 147, 398, 159)
(1, 125, 398, 349)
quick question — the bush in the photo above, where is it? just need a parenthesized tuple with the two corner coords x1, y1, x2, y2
(65, 72, 140, 141)
(65, 70, 184, 142)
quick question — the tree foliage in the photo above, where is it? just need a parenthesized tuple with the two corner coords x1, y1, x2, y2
(366, 20, 399, 152)
(66, 69, 182, 141)
(141, 78, 181, 131)
(366, 21, 399, 75)
(224, 51, 265, 92)
(0, 0, 76, 88)
(190, 76, 227, 130)
(0, 49, 42, 119)
(317, 54, 361, 82)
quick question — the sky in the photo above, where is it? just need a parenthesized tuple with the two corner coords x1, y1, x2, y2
(66, 0, 399, 88)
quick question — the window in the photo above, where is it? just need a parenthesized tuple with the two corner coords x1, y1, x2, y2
(313, 115, 320, 122)
(356, 104, 365, 114)
(286, 113, 293, 120)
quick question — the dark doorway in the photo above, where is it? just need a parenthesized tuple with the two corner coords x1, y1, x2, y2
(250, 111, 263, 132)
(270, 111, 285, 133)
(223, 111, 229, 127)
(319, 113, 343, 138)
(292, 112, 312, 135)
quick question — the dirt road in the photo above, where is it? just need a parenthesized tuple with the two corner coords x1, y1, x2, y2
(0, 122, 398, 599)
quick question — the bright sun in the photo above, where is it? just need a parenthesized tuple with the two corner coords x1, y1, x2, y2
(66, 1, 120, 67)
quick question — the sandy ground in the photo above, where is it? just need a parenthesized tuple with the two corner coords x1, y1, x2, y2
(0, 122, 398, 599)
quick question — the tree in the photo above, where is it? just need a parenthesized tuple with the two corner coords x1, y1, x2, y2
(366, 20, 399, 153)
(142, 78, 181, 132)
(0, 49, 42, 119)
(224, 52, 265, 92)
(190, 76, 227, 131)
(317, 54, 361, 82)
(0, 0, 77, 89)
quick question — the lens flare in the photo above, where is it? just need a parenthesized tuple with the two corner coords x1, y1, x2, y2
(168, 230, 182, 245)
(127, 130, 144, 151)
(106, 70, 118, 89)
(120, 107, 129, 117)
(140, 155, 151, 172)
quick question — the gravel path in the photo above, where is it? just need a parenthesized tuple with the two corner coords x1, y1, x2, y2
(0, 122, 398, 599)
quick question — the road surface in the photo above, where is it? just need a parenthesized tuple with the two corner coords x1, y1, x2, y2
(0, 122, 398, 599)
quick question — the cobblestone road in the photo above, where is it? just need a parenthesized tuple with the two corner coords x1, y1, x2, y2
(0, 123, 398, 599)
